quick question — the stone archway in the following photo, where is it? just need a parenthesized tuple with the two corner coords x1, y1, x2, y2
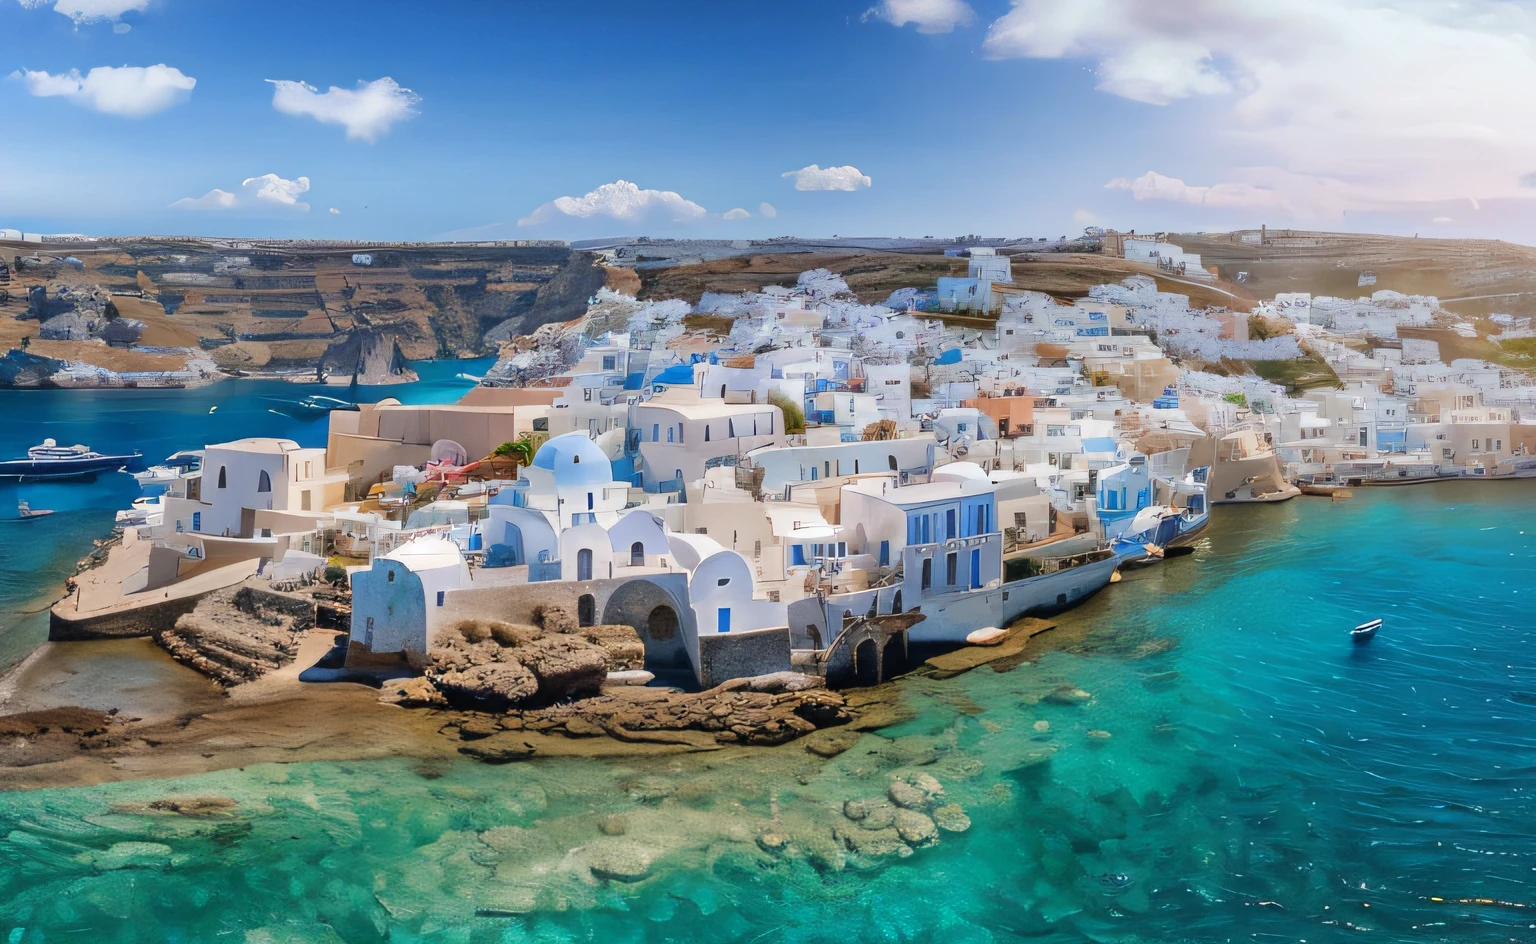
(853, 639, 880, 687)
(601, 579, 690, 669)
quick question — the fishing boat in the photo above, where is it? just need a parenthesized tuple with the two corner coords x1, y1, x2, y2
(14, 500, 53, 520)
(1351, 618, 1381, 644)
(0, 439, 141, 481)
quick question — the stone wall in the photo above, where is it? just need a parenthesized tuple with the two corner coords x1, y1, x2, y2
(49, 592, 209, 641)
(696, 626, 792, 689)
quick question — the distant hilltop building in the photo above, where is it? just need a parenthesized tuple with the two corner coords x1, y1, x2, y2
(352, 253, 374, 266)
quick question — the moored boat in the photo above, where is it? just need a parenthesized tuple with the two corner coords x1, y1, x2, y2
(1352, 618, 1381, 644)
(14, 500, 53, 520)
(0, 439, 141, 481)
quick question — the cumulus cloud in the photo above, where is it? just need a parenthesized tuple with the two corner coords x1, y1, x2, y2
(12, 64, 194, 116)
(172, 174, 311, 213)
(782, 164, 872, 192)
(759, 202, 777, 218)
(268, 77, 419, 143)
(982, 0, 1536, 218)
(864, 0, 975, 33)
(723, 207, 750, 220)
(329, 207, 341, 215)
(518, 180, 707, 227)
(16, 0, 148, 25)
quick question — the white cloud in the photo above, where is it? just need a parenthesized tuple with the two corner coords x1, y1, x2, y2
(1106, 171, 1285, 210)
(723, 207, 750, 220)
(1433, 216, 1453, 223)
(782, 164, 872, 192)
(112, 22, 129, 33)
(983, 0, 1536, 218)
(865, 0, 975, 33)
(12, 64, 194, 116)
(1072, 208, 1096, 224)
(267, 77, 419, 143)
(329, 207, 341, 215)
(759, 202, 777, 218)
(17, 0, 148, 25)
(172, 174, 311, 213)
(518, 180, 707, 227)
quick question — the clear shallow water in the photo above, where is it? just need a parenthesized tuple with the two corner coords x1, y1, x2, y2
(2, 482, 1533, 942)
(0, 359, 493, 675)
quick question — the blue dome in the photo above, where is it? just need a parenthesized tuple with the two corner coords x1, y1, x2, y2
(530, 432, 612, 485)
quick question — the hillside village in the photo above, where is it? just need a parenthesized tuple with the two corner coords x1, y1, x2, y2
(49, 231, 1536, 743)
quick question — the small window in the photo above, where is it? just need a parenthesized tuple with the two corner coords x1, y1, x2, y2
(217, 466, 227, 489)
(716, 577, 729, 587)
(572, 454, 580, 464)
(387, 570, 395, 583)
(436, 591, 445, 606)
(257, 470, 271, 493)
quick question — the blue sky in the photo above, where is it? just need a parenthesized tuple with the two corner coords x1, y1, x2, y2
(3, 0, 1534, 243)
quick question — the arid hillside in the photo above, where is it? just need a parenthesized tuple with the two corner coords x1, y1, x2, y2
(0, 239, 606, 377)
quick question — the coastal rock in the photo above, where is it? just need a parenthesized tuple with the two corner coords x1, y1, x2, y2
(378, 677, 448, 708)
(561, 716, 606, 738)
(519, 636, 609, 700)
(932, 803, 972, 833)
(457, 734, 536, 764)
(425, 619, 630, 709)
(599, 815, 627, 836)
(893, 809, 938, 846)
(578, 624, 646, 671)
(457, 717, 500, 740)
(531, 603, 578, 635)
(433, 661, 540, 709)
(888, 772, 944, 811)
(835, 825, 912, 861)
(155, 582, 313, 687)
(804, 727, 861, 758)
(587, 840, 655, 882)
(746, 672, 826, 694)
(888, 779, 930, 811)
(1043, 685, 1093, 706)
(87, 841, 175, 871)
(855, 801, 897, 831)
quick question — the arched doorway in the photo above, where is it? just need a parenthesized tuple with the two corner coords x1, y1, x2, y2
(647, 605, 678, 640)
(578, 594, 595, 627)
(853, 639, 880, 687)
(891, 589, 902, 613)
(600, 578, 691, 670)
(577, 548, 593, 581)
(880, 631, 908, 681)
(630, 541, 645, 566)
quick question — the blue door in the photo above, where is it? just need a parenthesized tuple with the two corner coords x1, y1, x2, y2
(970, 549, 982, 589)
(879, 541, 889, 567)
(717, 607, 731, 633)
(191, 511, 201, 532)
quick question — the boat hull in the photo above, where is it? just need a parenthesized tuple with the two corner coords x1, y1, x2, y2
(0, 454, 140, 481)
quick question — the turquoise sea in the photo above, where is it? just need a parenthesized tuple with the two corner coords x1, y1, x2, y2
(0, 359, 495, 676)
(2, 434, 1535, 941)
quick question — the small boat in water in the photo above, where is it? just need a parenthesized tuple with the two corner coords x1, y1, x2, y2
(132, 449, 203, 486)
(1351, 618, 1381, 644)
(14, 500, 53, 520)
(0, 439, 141, 481)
